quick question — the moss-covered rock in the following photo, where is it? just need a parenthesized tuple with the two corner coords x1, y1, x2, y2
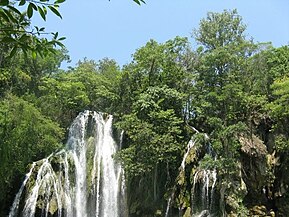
(239, 134, 270, 207)
(183, 207, 191, 217)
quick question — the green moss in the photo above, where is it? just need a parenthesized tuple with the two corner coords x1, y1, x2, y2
(48, 196, 58, 215)
(183, 207, 191, 217)
(86, 136, 97, 190)
(154, 209, 162, 216)
(177, 170, 185, 186)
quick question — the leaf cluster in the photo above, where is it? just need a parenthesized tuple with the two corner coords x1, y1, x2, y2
(0, 0, 66, 59)
(0, 94, 63, 212)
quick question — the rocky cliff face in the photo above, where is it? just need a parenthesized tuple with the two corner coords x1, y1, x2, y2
(166, 132, 289, 217)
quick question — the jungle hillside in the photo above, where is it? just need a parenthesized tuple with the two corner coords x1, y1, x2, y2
(1, 1, 289, 216)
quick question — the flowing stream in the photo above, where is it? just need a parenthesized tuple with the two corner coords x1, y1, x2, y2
(9, 111, 126, 217)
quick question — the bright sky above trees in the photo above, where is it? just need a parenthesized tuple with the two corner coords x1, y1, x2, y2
(32, 0, 289, 68)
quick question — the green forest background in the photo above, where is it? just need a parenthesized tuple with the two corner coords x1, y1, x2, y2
(1, 1, 289, 216)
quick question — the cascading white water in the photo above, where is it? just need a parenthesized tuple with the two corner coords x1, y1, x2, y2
(165, 134, 198, 217)
(191, 169, 217, 217)
(165, 135, 197, 217)
(67, 111, 88, 217)
(164, 193, 173, 217)
(62, 152, 72, 217)
(181, 138, 196, 170)
(22, 155, 62, 217)
(8, 111, 126, 217)
(95, 114, 122, 217)
(8, 163, 36, 217)
(165, 129, 218, 217)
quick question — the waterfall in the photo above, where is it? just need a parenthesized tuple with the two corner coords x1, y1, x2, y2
(165, 128, 219, 217)
(191, 169, 217, 217)
(164, 193, 173, 217)
(8, 111, 126, 217)
(8, 163, 36, 217)
(181, 138, 196, 170)
(164, 135, 197, 217)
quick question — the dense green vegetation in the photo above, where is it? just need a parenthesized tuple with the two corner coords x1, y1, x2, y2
(0, 0, 66, 59)
(0, 6, 289, 216)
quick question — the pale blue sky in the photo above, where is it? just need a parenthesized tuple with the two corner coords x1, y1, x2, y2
(34, 0, 289, 68)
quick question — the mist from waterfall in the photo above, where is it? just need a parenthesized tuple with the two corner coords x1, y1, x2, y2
(8, 111, 126, 217)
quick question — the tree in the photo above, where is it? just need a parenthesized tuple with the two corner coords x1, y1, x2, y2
(191, 10, 251, 124)
(71, 58, 121, 113)
(187, 10, 265, 179)
(36, 58, 121, 128)
(37, 73, 90, 128)
(0, 94, 63, 215)
(0, 0, 66, 59)
(0, 47, 70, 112)
(265, 46, 289, 215)
(114, 37, 192, 216)
(117, 86, 184, 177)
(193, 9, 246, 51)
(269, 46, 289, 152)
(0, 0, 146, 61)
(116, 85, 185, 216)
(117, 37, 192, 115)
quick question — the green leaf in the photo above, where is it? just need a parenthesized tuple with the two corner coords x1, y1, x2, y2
(0, 0, 9, 6)
(9, 46, 18, 58)
(30, 2, 37, 10)
(2, 37, 16, 43)
(19, 34, 30, 42)
(0, 10, 10, 22)
(58, 37, 66, 41)
(53, 32, 58, 39)
(133, 0, 145, 5)
(133, 0, 140, 5)
(54, 41, 64, 47)
(48, 5, 62, 19)
(19, 13, 25, 22)
(42, 6, 47, 15)
(21, 21, 30, 26)
(55, 0, 65, 3)
(27, 3, 33, 18)
(37, 6, 46, 20)
(19, 0, 26, 6)
(3, 9, 17, 22)
(7, 5, 21, 15)
(32, 50, 37, 59)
